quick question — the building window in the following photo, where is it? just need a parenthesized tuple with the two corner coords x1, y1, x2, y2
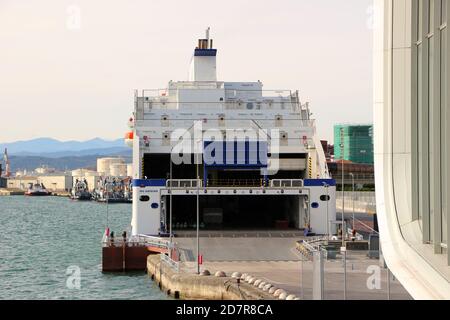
(412, 0, 448, 252)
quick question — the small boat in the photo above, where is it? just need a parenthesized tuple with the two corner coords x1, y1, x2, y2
(25, 183, 51, 196)
(71, 179, 92, 201)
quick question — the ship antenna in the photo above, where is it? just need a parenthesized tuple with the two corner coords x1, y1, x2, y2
(205, 27, 212, 49)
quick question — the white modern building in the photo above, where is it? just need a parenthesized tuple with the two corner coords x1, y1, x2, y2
(374, 0, 450, 299)
(110, 163, 127, 177)
(7, 175, 72, 191)
(37, 174, 72, 191)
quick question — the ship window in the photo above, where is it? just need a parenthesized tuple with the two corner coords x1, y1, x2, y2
(311, 202, 319, 209)
(140, 195, 150, 202)
(161, 115, 170, 127)
(246, 102, 254, 110)
(320, 195, 331, 201)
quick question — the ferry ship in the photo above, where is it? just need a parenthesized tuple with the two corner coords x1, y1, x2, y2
(123, 30, 337, 238)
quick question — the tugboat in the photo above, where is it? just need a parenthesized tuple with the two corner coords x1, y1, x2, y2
(93, 177, 130, 203)
(25, 183, 51, 196)
(71, 179, 92, 201)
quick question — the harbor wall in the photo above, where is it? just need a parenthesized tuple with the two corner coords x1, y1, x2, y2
(147, 255, 273, 300)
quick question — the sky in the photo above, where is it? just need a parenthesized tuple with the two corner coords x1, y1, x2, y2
(0, 0, 374, 143)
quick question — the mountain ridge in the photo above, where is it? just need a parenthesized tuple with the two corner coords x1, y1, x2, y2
(9, 152, 132, 172)
(0, 137, 126, 156)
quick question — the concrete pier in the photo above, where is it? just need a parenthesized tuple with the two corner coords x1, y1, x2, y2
(147, 255, 275, 300)
(160, 234, 411, 300)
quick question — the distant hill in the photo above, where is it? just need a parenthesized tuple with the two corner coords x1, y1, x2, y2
(10, 152, 132, 172)
(0, 137, 132, 172)
(0, 137, 126, 156)
(12, 147, 131, 158)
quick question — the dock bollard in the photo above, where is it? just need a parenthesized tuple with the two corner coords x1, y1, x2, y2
(201, 270, 211, 276)
(279, 292, 288, 300)
(215, 271, 226, 277)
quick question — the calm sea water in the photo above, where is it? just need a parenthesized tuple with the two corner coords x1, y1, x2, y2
(0, 196, 168, 300)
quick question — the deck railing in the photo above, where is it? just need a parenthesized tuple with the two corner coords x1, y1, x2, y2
(134, 89, 310, 114)
(101, 234, 170, 248)
(166, 179, 202, 188)
(164, 179, 307, 189)
(160, 252, 180, 273)
(270, 179, 304, 188)
(206, 179, 265, 188)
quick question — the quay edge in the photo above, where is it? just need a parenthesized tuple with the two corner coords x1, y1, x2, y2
(147, 255, 275, 300)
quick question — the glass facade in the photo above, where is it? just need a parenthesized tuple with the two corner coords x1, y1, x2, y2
(412, 0, 448, 258)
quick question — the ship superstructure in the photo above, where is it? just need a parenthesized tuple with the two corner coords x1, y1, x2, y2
(127, 31, 336, 236)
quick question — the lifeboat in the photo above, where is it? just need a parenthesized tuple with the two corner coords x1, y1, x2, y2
(124, 131, 134, 148)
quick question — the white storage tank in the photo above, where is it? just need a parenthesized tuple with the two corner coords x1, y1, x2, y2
(97, 158, 111, 176)
(84, 170, 100, 177)
(110, 163, 127, 177)
(97, 158, 125, 176)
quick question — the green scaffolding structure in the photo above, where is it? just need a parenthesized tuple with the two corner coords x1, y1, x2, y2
(334, 124, 374, 164)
